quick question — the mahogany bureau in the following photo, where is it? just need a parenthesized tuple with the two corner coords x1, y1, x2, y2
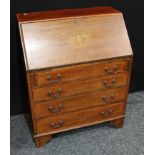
(17, 6, 133, 147)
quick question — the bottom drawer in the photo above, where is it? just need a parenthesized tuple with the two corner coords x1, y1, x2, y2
(35, 102, 125, 135)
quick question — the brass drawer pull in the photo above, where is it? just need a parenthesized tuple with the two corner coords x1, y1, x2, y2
(124, 62, 130, 71)
(103, 79, 116, 88)
(104, 65, 119, 74)
(101, 109, 113, 117)
(47, 75, 52, 81)
(49, 104, 64, 113)
(50, 120, 64, 129)
(48, 88, 63, 97)
(102, 94, 115, 103)
(46, 74, 62, 84)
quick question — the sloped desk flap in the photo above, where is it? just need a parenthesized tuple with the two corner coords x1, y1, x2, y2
(17, 7, 132, 71)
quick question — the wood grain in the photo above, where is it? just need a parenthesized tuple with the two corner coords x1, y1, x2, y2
(33, 87, 127, 119)
(34, 134, 52, 148)
(18, 11, 132, 71)
(32, 74, 128, 102)
(34, 59, 129, 87)
(17, 6, 133, 147)
(35, 102, 125, 134)
(16, 6, 120, 23)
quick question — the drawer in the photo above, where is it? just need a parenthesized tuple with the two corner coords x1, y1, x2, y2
(33, 87, 127, 119)
(32, 74, 128, 102)
(33, 59, 130, 87)
(35, 102, 125, 134)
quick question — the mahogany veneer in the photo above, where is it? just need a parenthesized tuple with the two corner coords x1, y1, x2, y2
(17, 6, 133, 147)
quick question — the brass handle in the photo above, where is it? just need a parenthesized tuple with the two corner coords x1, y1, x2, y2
(47, 88, 63, 97)
(57, 73, 62, 78)
(103, 79, 116, 88)
(49, 104, 64, 113)
(48, 90, 52, 97)
(104, 65, 119, 74)
(124, 62, 130, 71)
(46, 74, 62, 83)
(47, 75, 52, 81)
(102, 94, 115, 103)
(50, 120, 64, 129)
(101, 109, 113, 117)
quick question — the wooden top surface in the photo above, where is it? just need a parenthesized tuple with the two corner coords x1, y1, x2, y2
(17, 6, 133, 71)
(17, 6, 119, 23)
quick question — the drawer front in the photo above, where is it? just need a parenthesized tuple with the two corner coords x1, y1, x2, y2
(32, 74, 128, 102)
(33, 87, 127, 119)
(35, 102, 125, 134)
(34, 59, 130, 86)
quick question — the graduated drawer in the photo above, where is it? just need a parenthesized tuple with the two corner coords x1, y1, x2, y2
(32, 74, 128, 102)
(35, 102, 125, 134)
(33, 59, 130, 87)
(33, 87, 127, 119)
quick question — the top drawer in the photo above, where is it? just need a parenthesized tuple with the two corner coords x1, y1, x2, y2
(33, 59, 130, 87)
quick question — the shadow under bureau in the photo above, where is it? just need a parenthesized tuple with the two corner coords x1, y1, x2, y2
(17, 6, 133, 147)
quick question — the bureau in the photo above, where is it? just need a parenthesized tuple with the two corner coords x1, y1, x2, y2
(17, 6, 133, 147)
